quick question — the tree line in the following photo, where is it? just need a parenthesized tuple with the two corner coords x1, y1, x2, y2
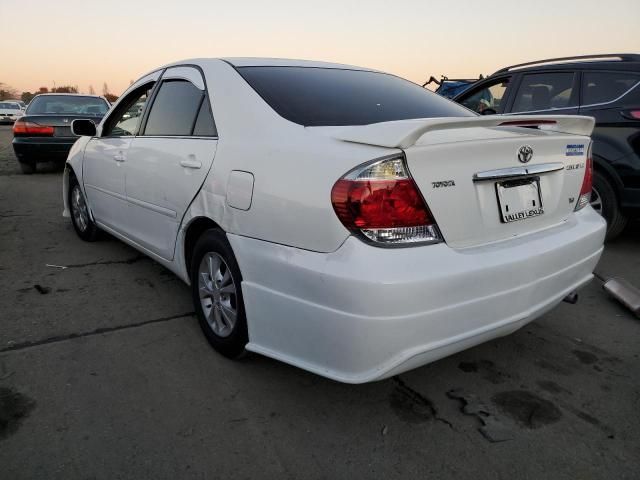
(0, 81, 119, 104)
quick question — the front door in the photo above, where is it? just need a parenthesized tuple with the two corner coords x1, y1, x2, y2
(83, 78, 156, 233)
(83, 136, 131, 231)
(457, 76, 513, 115)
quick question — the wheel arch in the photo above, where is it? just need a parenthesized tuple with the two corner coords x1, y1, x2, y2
(64, 163, 96, 222)
(63, 135, 92, 219)
(593, 155, 624, 200)
(62, 165, 73, 218)
(183, 216, 224, 279)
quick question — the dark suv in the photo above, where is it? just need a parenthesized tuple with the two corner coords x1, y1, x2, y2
(453, 54, 640, 240)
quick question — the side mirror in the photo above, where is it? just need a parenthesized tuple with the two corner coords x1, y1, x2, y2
(72, 119, 97, 137)
(480, 108, 497, 116)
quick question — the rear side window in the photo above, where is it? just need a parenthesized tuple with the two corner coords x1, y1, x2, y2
(144, 80, 203, 136)
(511, 72, 576, 112)
(582, 71, 640, 105)
(237, 66, 474, 126)
(193, 101, 217, 136)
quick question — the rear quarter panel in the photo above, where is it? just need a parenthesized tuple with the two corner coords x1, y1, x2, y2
(186, 60, 392, 254)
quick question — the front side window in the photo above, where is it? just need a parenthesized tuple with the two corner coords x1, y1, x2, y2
(143, 80, 203, 136)
(26, 95, 109, 115)
(104, 84, 154, 136)
(582, 71, 640, 105)
(237, 66, 474, 127)
(511, 72, 576, 112)
(459, 78, 510, 114)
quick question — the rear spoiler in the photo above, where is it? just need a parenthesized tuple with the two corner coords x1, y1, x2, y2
(334, 115, 595, 149)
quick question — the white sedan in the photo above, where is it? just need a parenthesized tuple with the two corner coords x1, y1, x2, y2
(0, 101, 24, 123)
(63, 58, 606, 383)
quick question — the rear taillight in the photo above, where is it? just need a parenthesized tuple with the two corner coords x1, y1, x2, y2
(13, 120, 54, 136)
(331, 155, 442, 246)
(621, 109, 640, 120)
(575, 142, 593, 211)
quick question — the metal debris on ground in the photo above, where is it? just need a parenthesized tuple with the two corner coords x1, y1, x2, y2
(45, 264, 68, 270)
(603, 278, 640, 318)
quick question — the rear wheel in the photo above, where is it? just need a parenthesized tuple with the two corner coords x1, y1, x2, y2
(191, 229, 248, 359)
(69, 175, 100, 241)
(19, 159, 35, 174)
(592, 171, 627, 241)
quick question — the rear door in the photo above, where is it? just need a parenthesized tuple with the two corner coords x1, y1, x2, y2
(124, 66, 218, 260)
(579, 70, 640, 190)
(506, 71, 579, 115)
(83, 78, 157, 232)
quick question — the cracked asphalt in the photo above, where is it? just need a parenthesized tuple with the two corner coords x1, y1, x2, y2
(1, 124, 639, 479)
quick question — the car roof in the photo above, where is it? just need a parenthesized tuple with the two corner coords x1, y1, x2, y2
(223, 57, 378, 71)
(158, 57, 379, 72)
(32, 93, 106, 97)
(492, 53, 640, 75)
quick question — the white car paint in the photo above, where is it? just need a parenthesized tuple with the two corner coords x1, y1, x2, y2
(0, 101, 24, 122)
(64, 58, 606, 383)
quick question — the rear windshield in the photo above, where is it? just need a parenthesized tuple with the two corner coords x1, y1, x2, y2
(26, 96, 109, 116)
(0, 102, 20, 109)
(237, 66, 475, 126)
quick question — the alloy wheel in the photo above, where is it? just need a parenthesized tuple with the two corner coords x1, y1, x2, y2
(71, 185, 89, 232)
(198, 252, 238, 338)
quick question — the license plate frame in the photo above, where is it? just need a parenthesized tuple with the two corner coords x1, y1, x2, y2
(495, 177, 544, 223)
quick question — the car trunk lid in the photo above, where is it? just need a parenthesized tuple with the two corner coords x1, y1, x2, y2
(334, 115, 595, 248)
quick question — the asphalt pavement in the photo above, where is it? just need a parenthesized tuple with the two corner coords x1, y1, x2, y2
(1, 124, 639, 479)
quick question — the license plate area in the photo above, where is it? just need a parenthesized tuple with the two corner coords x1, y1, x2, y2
(496, 177, 544, 223)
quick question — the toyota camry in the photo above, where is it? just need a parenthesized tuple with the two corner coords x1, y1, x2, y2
(63, 58, 606, 383)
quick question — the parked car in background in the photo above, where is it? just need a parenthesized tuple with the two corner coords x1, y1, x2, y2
(423, 75, 481, 99)
(7, 99, 27, 110)
(0, 101, 24, 124)
(12, 93, 110, 173)
(63, 58, 604, 383)
(453, 54, 640, 240)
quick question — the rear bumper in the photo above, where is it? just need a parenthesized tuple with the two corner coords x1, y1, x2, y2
(13, 137, 76, 162)
(229, 208, 606, 383)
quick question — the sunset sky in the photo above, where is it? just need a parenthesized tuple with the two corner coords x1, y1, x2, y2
(2, 0, 639, 95)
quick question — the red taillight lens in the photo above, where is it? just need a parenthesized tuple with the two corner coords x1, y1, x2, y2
(332, 179, 430, 228)
(621, 109, 640, 120)
(331, 156, 441, 245)
(575, 142, 593, 211)
(13, 120, 54, 136)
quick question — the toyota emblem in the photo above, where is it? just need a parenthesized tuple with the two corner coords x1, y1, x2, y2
(518, 145, 533, 163)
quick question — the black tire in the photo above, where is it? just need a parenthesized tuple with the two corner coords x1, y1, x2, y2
(191, 229, 248, 359)
(68, 174, 100, 241)
(592, 171, 627, 241)
(19, 159, 35, 174)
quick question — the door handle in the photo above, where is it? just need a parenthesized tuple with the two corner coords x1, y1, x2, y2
(180, 159, 202, 169)
(113, 153, 125, 162)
